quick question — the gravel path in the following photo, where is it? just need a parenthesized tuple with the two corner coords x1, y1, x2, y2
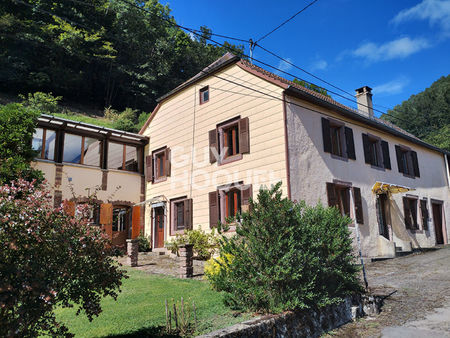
(329, 246, 450, 337)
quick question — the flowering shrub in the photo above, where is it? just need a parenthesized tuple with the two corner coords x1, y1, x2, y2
(166, 229, 219, 260)
(0, 179, 127, 337)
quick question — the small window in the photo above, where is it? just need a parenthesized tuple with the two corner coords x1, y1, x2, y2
(330, 125, 343, 157)
(32, 128, 56, 161)
(112, 207, 130, 232)
(395, 146, 419, 177)
(63, 133, 101, 167)
(170, 197, 192, 234)
(153, 149, 167, 181)
(403, 197, 418, 229)
(200, 86, 209, 104)
(218, 119, 241, 163)
(321, 118, 355, 160)
(219, 186, 243, 223)
(108, 142, 139, 172)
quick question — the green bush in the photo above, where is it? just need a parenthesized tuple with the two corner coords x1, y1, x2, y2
(137, 235, 151, 252)
(207, 182, 362, 313)
(166, 229, 219, 260)
(20, 92, 62, 115)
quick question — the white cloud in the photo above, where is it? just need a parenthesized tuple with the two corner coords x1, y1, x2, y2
(351, 37, 430, 62)
(373, 77, 410, 96)
(392, 0, 450, 36)
(311, 59, 328, 71)
(275, 58, 293, 75)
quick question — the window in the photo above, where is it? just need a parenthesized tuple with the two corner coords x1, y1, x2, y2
(170, 197, 192, 234)
(108, 142, 139, 172)
(420, 199, 429, 231)
(321, 118, 355, 160)
(200, 86, 209, 104)
(150, 147, 170, 183)
(395, 145, 420, 177)
(63, 133, 101, 167)
(209, 117, 249, 164)
(112, 207, 129, 232)
(362, 134, 391, 169)
(209, 184, 252, 227)
(32, 128, 56, 160)
(326, 183, 364, 224)
(403, 197, 418, 229)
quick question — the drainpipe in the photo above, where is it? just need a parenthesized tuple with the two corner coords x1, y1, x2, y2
(350, 188, 369, 289)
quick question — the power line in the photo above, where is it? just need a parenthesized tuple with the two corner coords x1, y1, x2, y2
(256, 0, 320, 43)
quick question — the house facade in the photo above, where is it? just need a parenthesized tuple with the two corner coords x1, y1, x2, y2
(31, 114, 148, 248)
(140, 53, 450, 258)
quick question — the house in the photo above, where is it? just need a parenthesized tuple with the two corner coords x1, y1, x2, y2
(31, 114, 148, 248)
(139, 52, 450, 258)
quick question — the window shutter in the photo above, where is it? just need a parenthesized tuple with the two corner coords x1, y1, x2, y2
(395, 145, 404, 173)
(145, 155, 153, 182)
(353, 187, 364, 224)
(209, 129, 218, 163)
(131, 205, 141, 239)
(403, 197, 411, 229)
(345, 127, 356, 160)
(64, 201, 76, 216)
(411, 151, 420, 177)
(100, 203, 113, 225)
(184, 198, 193, 230)
(238, 117, 250, 154)
(381, 141, 391, 170)
(420, 199, 428, 231)
(321, 117, 332, 153)
(242, 184, 253, 207)
(209, 191, 219, 228)
(362, 134, 372, 165)
(165, 148, 171, 177)
(326, 183, 337, 208)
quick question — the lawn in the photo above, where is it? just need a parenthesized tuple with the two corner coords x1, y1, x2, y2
(55, 269, 249, 337)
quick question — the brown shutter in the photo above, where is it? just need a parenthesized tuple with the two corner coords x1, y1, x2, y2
(326, 183, 337, 208)
(411, 151, 420, 177)
(145, 155, 153, 182)
(242, 184, 253, 204)
(381, 141, 391, 169)
(184, 198, 193, 230)
(420, 199, 428, 231)
(322, 117, 332, 153)
(395, 145, 404, 173)
(238, 117, 250, 154)
(345, 127, 356, 160)
(100, 203, 113, 225)
(131, 205, 141, 239)
(353, 187, 363, 224)
(209, 191, 219, 228)
(362, 134, 372, 164)
(209, 129, 218, 163)
(403, 197, 411, 229)
(64, 201, 76, 216)
(165, 148, 171, 177)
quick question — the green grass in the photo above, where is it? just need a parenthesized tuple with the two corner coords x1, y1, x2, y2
(53, 112, 116, 129)
(55, 269, 249, 337)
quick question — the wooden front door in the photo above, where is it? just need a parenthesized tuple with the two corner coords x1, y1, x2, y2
(432, 203, 444, 245)
(377, 194, 390, 240)
(154, 207, 165, 248)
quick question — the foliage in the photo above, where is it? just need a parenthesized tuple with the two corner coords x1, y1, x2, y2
(20, 91, 62, 115)
(0, 179, 127, 337)
(137, 234, 151, 252)
(0, 0, 244, 112)
(0, 103, 43, 185)
(293, 79, 331, 97)
(164, 297, 197, 336)
(206, 182, 362, 313)
(166, 228, 219, 260)
(381, 75, 450, 151)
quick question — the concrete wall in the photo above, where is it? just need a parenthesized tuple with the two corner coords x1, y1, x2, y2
(285, 96, 450, 257)
(141, 63, 288, 243)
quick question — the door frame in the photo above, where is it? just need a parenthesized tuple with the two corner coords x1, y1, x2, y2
(377, 193, 392, 241)
(152, 202, 166, 249)
(431, 199, 447, 245)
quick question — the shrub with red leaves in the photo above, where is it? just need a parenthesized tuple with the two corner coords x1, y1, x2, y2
(0, 179, 127, 337)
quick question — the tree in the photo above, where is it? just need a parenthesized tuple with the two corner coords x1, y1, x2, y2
(0, 179, 127, 337)
(205, 183, 361, 313)
(381, 75, 450, 151)
(293, 79, 331, 97)
(0, 103, 42, 185)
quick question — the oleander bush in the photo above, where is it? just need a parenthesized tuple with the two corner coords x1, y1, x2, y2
(206, 182, 362, 313)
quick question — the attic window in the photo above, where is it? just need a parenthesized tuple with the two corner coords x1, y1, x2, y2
(200, 86, 209, 104)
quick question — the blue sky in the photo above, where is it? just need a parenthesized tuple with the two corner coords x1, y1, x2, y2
(161, 0, 450, 117)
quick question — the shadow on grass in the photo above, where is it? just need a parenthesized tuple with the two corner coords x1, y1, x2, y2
(105, 325, 180, 338)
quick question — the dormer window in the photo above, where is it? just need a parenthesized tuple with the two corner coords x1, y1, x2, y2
(200, 86, 209, 104)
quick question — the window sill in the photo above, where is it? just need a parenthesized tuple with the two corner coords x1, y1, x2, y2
(408, 228, 424, 234)
(402, 173, 416, 179)
(370, 164, 385, 172)
(170, 228, 185, 236)
(153, 176, 168, 184)
(219, 153, 243, 166)
(330, 154, 348, 162)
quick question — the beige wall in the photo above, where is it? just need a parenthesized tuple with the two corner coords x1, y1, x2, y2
(286, 96, 450, 257)
(33, 160, 142, 204)
(142, 64, 289, 243)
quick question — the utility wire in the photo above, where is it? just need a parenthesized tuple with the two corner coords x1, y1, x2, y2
(256, 0, 320, 43)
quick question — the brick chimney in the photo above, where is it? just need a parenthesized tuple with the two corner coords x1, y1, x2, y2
(355, 86, 374, 118)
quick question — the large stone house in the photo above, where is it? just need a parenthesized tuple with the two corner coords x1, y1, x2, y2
(139, 53, 450, 258)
